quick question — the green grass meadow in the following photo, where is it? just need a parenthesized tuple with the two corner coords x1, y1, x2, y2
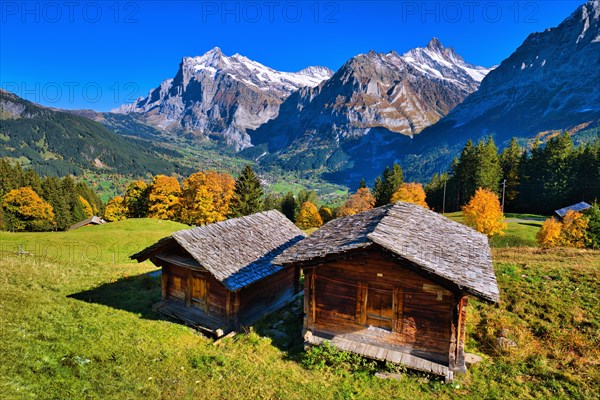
(0, 217, 598, 399)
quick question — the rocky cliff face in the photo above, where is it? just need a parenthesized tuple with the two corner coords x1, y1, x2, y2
(414, 0, 600, 150)
(249, 38, 492, 178)
(114, 48, 333, 150)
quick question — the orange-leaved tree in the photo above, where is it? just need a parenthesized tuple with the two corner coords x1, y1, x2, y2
(79, 195, 94, 218)
(462, 188, 507, 237)
(560, 210, 589, 248)
(390, 182, 429, 208)
(104, 196, 127, 222)
(296, 201, 323, 229)
(319, 206, 334, 224)
(179, 171, 235, 225)
(537, 217, 563, 248)
(2, 187, 55, 231)
(337, 188, 376, 217)
(147, 175, 181, 220)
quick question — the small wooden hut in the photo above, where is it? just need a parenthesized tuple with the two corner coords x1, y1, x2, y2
(131, 210, 305, 337)
(275, 202, 500, 381)
(68, 216, 106, 231)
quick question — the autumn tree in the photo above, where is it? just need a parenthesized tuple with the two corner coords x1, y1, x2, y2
(124, 180, 149, 218)
(180, 171, 235, 225)
(104, 196, 127, 222)
(537, 217, 563, 248)
(79, 196, 94, 218)
(2, 187, 55, 231)
(462, 188, 507, 237)
(229, 165, 263, 217)
(148, 175, 181, 220)
(560, 211, 589, 248)
(391, 182, 428, 208)
(296, 201, 323, 229)
(337, 188, 376, 217)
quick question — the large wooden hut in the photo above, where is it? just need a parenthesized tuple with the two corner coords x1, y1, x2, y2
(131, 210, 305, 337)
(275, 202, 500, 381)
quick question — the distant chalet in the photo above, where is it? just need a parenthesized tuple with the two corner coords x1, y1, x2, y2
(555, 201, 592, 218)
(275, 202, 500, 381)
(68, 216, 106, 231)
(131, 210, 305, 337)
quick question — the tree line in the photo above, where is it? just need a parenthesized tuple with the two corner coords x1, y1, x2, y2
(425, 133, 600, 214)
(0, 160, 103, 231)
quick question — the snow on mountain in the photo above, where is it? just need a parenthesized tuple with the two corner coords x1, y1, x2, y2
(415, 0, 600, 150)
(115, 47, 333, 150)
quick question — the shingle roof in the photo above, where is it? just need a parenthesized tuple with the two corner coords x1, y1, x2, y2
(275, 202, 500, 303)
(68, 216, 106, 231)
(555, 201, 592, 218)
(131, 210, 305, 291)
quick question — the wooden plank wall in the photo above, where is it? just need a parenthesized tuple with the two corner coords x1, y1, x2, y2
(304, 250, 457, 360)
(237, 267, 295, 324)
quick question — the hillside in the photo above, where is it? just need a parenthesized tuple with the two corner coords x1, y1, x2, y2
(0, 90, 183, 177)
(0, 219, 598, 399)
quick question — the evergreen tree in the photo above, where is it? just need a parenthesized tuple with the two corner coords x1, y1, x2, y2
(124, 180, 149, 218)
(474, 137, 502, 193)
(359, 178, 366, 189)
(281, 192, 297, 222)
(228, 165, 264, 217)
(453, 139, 478, 206)
(373, 163, 404, 206)
(499, 138, 522, 208)
(41, 176, 70, 230)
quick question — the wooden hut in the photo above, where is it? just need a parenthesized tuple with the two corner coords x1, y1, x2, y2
(275, 202, 500, 381)
(68, 216, 106, 231)
(131, 210, 305, 337)
(555, 201, 592, 219)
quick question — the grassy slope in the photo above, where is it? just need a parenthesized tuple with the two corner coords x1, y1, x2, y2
(1, 218, 598, 399)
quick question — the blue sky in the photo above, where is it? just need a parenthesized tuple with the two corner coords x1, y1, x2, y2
(0, 1, 585, 111)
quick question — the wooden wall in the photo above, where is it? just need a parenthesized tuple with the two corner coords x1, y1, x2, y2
(304, 250, 458, 362)
(237, 267, 296, 324)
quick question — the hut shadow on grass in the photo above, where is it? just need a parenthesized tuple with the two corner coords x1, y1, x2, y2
(68, 270, 164, 320)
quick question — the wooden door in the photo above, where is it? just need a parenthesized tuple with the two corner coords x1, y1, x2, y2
(366, 284, 394, 331)
(166, 267, 187, 301)
(190, 274, 208, 311)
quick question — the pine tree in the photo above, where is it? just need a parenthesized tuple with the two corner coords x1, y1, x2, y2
(281, 192, 297, 222)
(373, 164, 404, 206)
(499, 138, 522, 207)
(475, 137, 502, 193)
(124, 180, 149, 218)
(41, 176, 70, 230)
(359, 178, 366, 189)
(228, 165, 264, 218)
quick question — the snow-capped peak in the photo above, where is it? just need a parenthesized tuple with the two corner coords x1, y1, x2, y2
(180, 48, 333, 93)
(402, 38, 493, 84)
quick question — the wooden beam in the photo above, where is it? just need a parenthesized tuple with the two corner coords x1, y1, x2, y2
(455, 295, 469, 373)
(393, 287, 403, 333)
(185, 269, 192, 307)
(161, 268, 167, 300)
(355, 282, 367, 325)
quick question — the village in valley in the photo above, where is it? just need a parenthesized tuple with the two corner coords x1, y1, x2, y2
(1, 1, 599, 399)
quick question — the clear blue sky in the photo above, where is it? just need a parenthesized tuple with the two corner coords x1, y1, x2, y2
(0, 0, 585, 111)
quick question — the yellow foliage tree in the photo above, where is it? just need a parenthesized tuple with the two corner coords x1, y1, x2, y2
(79, 195, 94, 217)
(462, 188, 507, 237)
(560, 211, 589, 248)
(104, 196, 127, 222)
(2, 187, 55, 231)
(147, 175, 181, 220)
(179, 171, 235, 225)
(537, 217, 563, 248)
(296, 201, 323, 229)
(391, 182, 429, 208)
(337, 188, 376, 217)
